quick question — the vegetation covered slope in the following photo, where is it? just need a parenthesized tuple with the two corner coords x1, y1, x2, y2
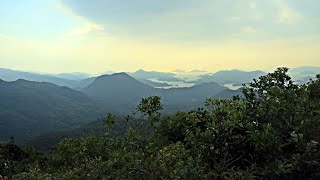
(82, 73, 158, 113)
(0, 79, 104, 142)
(1, 68, 320, 179)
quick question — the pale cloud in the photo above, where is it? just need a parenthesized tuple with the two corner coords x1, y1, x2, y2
(66, 22, 104, 37)
(242, 26, 258, 33)
(276, 1, 302, 24)
(251, 14, 262, 21)
(56, 1, 106, 38)
(247, 0, 263, 21)
(1, 0, 319, 74)
(248, 0, 257, 9)
(228, 1, 261, 22)
(0, 34, 11, 40)
(228, 17, 241, 21)
(55, 1, 84, 22)
(59, 0, 317, 42)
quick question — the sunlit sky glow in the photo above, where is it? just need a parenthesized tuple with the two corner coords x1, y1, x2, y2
(0, 0, 320, 74)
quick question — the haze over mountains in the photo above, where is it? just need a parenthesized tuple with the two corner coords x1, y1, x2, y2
(129, 69, 182, 82)
(196, 70, 266, 85)
(54, 72, 91, 81)
(0, 66, 319, 143)
(82, 73, 235, 113)
(0, 68, 81, 88)
(2, 66, 317, 89)
(288, 66, 320, 84)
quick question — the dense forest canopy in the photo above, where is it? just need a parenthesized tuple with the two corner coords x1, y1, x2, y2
(1, 68, 320, 179)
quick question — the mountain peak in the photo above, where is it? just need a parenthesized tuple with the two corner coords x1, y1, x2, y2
(112, 72, 131, 76)
(12, 79, 35, 84)
(96, 72, 132, 80)
(85, 72, 152, 91)
(15, 78, 30, 82)
(136, 69, 146, 73)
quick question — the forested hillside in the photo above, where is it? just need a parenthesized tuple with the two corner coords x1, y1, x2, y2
(1, 68, 320, 179)
(0, 72, 238, 144)
(0, 79, 104, 142)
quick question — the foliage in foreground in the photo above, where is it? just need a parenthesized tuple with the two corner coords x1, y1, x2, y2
(1, 68, 320, 179)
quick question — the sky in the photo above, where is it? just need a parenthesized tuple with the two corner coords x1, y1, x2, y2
(0, 0, 320, 74)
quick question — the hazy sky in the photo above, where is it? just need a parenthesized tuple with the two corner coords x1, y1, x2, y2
(0, 0, 320, 74)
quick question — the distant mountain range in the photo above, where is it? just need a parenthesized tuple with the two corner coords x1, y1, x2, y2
(290, 66, 320, 76)
(0, 68, 81, 88)
(289, 66, 320, 84)
(195, 69, 266, 86)
(54, 72, 90, 80)
(0, 66, 318, 144)
(2, 67, 318, 89)
(130, 69, 183, 82)
(0, 72, 238, 142)
(0, 68, 183, 89)
(82, 73, 238, 113)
